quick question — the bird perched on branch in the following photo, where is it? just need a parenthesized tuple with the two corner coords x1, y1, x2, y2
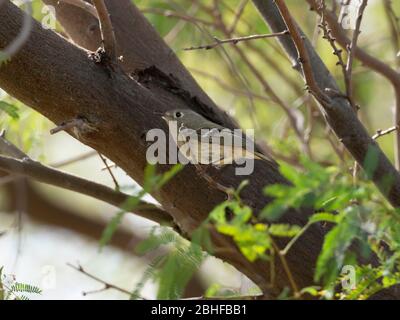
(162, 109, 275, 168)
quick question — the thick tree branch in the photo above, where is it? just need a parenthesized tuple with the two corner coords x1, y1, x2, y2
(0, 134, 172, 225)
(1, 0, 314, 297)
(252, 0, 400, 208)
(41, 0, 236, 129)
(305, 0, 400, 170)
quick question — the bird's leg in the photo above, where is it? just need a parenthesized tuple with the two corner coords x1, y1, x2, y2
(194, 164, 233, 200)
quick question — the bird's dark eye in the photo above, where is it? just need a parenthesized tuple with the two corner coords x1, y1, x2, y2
(175, 111, 183, 118)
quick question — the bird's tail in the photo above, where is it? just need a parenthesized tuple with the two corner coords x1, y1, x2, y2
(254, 151, 278, 167)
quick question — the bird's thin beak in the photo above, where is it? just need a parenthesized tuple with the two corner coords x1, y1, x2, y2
(161, 115, 167, 121)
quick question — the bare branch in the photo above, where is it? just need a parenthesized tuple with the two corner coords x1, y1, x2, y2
(373, 126, 399, 140)
(0, 136, 172, 226)
(228, 0, 249, 34)
(345, 0, 368, 110)
(0, 130, 28, 159)
(183, 31, 289, 51)
(140, 7, 216, 27)
(51, 151, 97, 168)
(252, 0, 400, 208)
(67, 263, 136, 297)
(92, 0, 117, 61)
(98, 152, 120, 191)
(306, 0, 400, 170)
(274, 0, 327, 103)
(50, 118, 87, 135)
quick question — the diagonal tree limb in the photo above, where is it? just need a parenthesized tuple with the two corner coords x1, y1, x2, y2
(0, 1, 290, 297)
(305, 0, 400, 170)
(252, 0, 400, 208)
(0, 134, 173, 225)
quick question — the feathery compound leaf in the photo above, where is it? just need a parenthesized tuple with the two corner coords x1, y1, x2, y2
(10, 282, 42, 294)
(135, 227, 178, 255)
(130, 255, 166, 300)
(100, 164, 183, 248)
(315, 207, 361, 285)
(157, 244, 203, 300)
(210, 200, 271, 262)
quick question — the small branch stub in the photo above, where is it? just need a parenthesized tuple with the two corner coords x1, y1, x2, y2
(92, 0, 117, 63)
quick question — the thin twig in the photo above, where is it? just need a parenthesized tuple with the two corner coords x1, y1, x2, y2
(345, 0, 368, 110)
(270, 238, 300, 298)
(0, 130, 28, 159)
(347, 1, 368, 185)
(318, 1, 347, 93)
(383, 0, 400, 69)
(92, 0, 117, 61)
(51, 150, 97, 168)
(228, 0, 249, 34)
(183, 31, 289, 51)
(141, 7, 216, 27)
(67, 263, 138, 298)
(373, 126, 399, 140)
(182, 294, 262, 300)
(50, 118, 86, 135)
(189, 67, 273, 103)
(274, 0, 327, 104)
(98, 152, 120, 191)
(201, 3, 311, 156)
(307, 0, 400, 170)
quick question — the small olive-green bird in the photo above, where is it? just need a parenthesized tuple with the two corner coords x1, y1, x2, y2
(162, 109, 275, 167)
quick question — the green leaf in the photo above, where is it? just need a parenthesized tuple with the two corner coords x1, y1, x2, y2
(100, 190, 147, 248)
(268, 224, 301, 237)
(205, 283, 221, 298)
(315, 207, 361, 285)
(363, 145, 380, 179)
(0, 101, 19, 119)
(309, 213, 339, 224)
(99, 211, 126, 249)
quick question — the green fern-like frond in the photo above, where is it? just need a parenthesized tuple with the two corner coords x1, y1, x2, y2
(136, 227, 178, 255)
(130, 255, 166, 300)
(10, 282, 42, 295)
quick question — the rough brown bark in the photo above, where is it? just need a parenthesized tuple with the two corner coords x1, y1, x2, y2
(252, 0, 400, 208)
(3, 0, 394, 298)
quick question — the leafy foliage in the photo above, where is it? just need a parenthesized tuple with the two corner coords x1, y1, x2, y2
(99, 164, 183, 248)
(205, 156, 400, 299)
(132, 227, 205, 300)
